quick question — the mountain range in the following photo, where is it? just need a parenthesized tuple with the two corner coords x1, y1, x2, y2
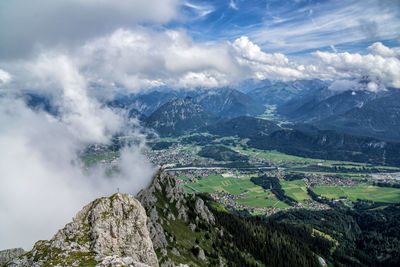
(17, 79, 400, 161)
(317, 90, 400, 142)
(195, 87, 264, 117)
(247, 79, 327, 106)
(144, 97, 218, 137)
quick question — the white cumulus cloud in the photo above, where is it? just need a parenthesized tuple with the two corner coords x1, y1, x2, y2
(0, 69, 11, 84)
(313, 42, 400, 89)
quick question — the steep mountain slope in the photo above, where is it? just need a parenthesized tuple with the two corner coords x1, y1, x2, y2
(235, 78, 271, 93)
(109, 91, 179, 116)
(248, 79, 326, 106)
(107, 100, 147, 121)
(137, 170, 220, 266)
(127, 107, 147, 121)
(145, 97, 218, 137)
(277, 86, 335, 117)
(317, 90, 400, 142)
(195, 88, 265, 117)
(270, 202, 400, 266)
(206, 116, 280, 138)
(248, 81, 299, 105)
(6, 193, 158, 267)
(281, 90, 379, 122)
(248, 129, 400, 166)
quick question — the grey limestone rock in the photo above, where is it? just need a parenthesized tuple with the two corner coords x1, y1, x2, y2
(137, 170, 217, 266)
(6, 193, 158, 267)
(193, 245, 206, 261)
(0, 248, 25, 266)
(194, 198, 215, 224)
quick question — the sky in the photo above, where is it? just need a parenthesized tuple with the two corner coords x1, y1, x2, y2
(0, 0, 399, 91)
(0, 0, 399, 251)
(177, 0, 400, 55)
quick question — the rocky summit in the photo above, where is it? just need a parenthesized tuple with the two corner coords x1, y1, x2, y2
(5, 193, 158, 267)
(137, 170, 218, 267)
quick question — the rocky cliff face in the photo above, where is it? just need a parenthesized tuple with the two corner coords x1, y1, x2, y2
(6, 193, 158, 267)
(137, 170, 218, 267)
(0, 248, 25, 266)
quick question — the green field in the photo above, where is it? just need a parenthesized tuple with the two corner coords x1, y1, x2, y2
(280, 180, 311, 204)
(189, 174, 254, 194)
(232, 147, 322, 163)
(180, 171, 400, 210)
(235, 186, 290, 208)
(179, 174, 288, 208)
(313, 184, 400, 203)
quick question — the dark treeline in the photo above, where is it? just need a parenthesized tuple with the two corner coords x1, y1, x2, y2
(248, 129, 400, 167)
(283, 173, 305, 181)
(202, 186, 400, 266)
(271, 197, 400, 266)
(180, 134, 216, 145)
(373, 182, 400, 188)
(198, 145, 249, 162)
(251, 175, 297, 206)
(199, 194, 322, 267)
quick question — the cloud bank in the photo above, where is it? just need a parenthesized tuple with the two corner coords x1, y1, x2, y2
(0, 56, 156, 250)
(313, 42, 400, 90)
(0, 0, 179, 59)
(30, 29, 396, 93)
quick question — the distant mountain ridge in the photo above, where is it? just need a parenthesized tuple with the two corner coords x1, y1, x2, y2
(145, 97, 218, 137)
(109, 91, 179, 116)
(109, 87, 264, 119)
(196, 88, 265, 117)
(317, 89, 400, 142)
(280, 89, 380, 122)
(205, 116, 280, 138)
(247, 79, 327, 106)
(248, 129, 400, 166)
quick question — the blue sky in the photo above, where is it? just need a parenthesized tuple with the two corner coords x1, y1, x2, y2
(171, 0, 400, 57)
(0, 0, 399, 91)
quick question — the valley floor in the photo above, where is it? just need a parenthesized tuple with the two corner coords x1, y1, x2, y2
(81, 134, 400, 216)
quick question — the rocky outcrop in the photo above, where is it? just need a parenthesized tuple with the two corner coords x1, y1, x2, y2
(0, 248, 25, 266)
(137, 169, 215, 266)
(7, 193, 158, 267)
(194, 199, 215, 224)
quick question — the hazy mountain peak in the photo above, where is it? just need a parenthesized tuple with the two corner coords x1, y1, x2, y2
(145, 97, 218, 137)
